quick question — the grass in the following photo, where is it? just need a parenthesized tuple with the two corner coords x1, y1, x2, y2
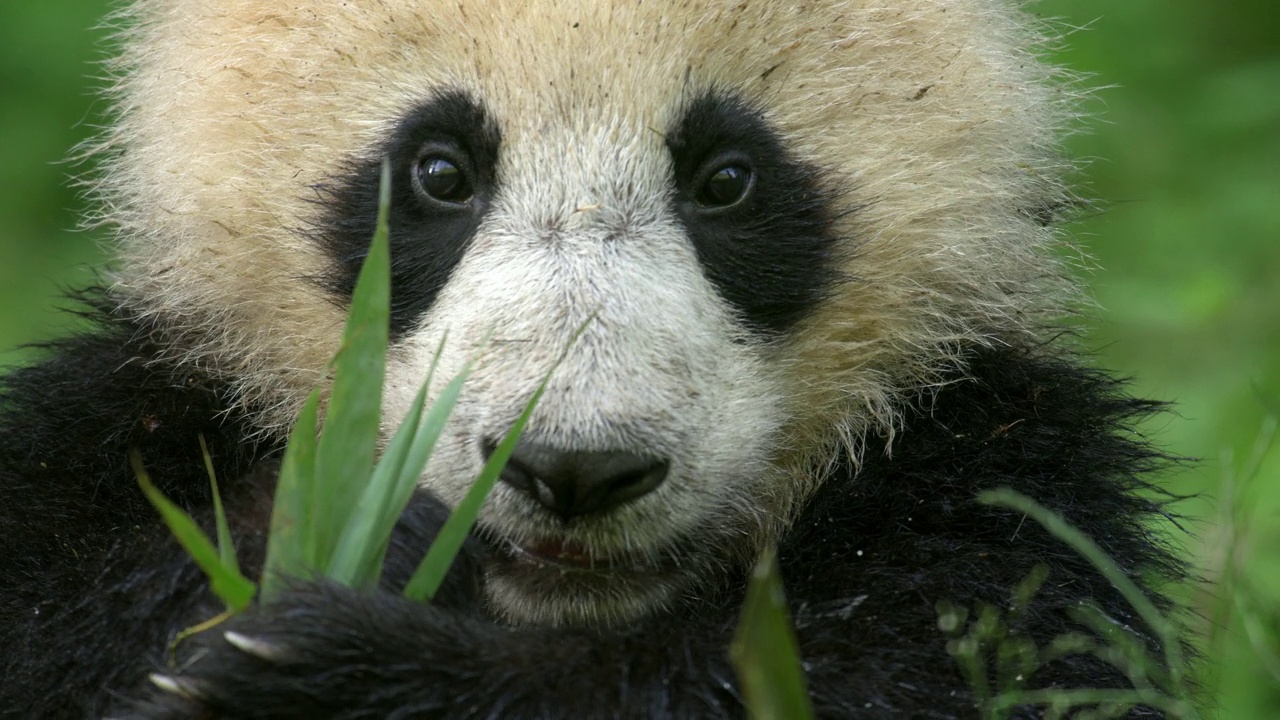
(730, 548, 814, 720)
(944, 411, 1278, 719)
(941, 490, 1201, 720)
(1203, 414, 1280, 716)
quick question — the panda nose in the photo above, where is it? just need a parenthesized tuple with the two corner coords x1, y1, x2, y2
(485, 439, 669, 520)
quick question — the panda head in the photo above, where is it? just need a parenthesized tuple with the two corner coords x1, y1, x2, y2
(100, 1, 1073, 626)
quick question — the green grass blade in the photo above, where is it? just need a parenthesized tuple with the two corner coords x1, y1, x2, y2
(197, 433, 238, 574)
(729, 546, 815, 720)
(326, 383, 427, 588)
(393, 365, 467, 500)
(402, 317, 592, 602)
(988, 689, 1191, 717)
(366, 364, 470, 566)
(310, 161, 393, 568)
(325, 334, 462, 589)
(402, 370, 533, 602)
(977, 488, 1188, 699)
(261, 390, 321, 601)
(355, 344, 468, 583)
(382, 337, 454, 524)
(131, 450, 256, 611)
(1068, 602, 1165, 689)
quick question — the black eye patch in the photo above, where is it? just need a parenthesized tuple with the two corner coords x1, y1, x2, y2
(314, 89, 501, 339)
(667, 92, 845, 336)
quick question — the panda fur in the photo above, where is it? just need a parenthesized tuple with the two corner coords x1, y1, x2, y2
(0, 1, 1184, 718)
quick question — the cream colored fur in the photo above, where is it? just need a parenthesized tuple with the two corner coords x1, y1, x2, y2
(91, 1, 1078, 624)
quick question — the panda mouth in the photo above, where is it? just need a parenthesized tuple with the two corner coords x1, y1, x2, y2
(509, 538, 611, 569)
(487, 533, 671, 574)
(507, 536, 672, 572)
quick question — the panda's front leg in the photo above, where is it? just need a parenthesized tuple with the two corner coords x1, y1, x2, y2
(122, 580, 742, 720)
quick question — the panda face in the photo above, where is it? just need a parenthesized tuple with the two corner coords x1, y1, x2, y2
(105, 1, 1072, 626)
(316, 86, 841, 626)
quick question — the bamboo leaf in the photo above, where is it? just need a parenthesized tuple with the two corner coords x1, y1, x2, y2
(310, 161, 393, 568)
(326, 383, 426, 588)
(198, 433, 238, 574)
(261, 390, 321, 601)
(403, 319, 590, 602)
(132, 450, 256, 611)
(729, 547, 814, 720)
(384, 345, 462, 531)
(365, 365, 472, 578)
(325, 334, 458, 588)
(401, 374, 530, 601)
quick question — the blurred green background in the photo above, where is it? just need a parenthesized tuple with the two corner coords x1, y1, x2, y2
(0, 1, 1276, 716)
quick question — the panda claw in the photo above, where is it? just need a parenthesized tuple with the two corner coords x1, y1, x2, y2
(148, 673, 204, 700)
(224, 630, 287, 662)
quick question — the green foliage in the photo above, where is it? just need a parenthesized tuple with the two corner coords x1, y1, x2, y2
(261, 390, 320, 600)
(131, 450, 256, 612)
(200, 434, 240, 575)
(401, 365, 526, 601)
(1206, 414, 1280, 716)
(401, 317, 590, 601)
(262, 161, 401, 595)
(730, 547, 815, 720)
(980, 488, 1188, 696)
(307, 163, 392, 570)
(138, 164, 504, 612)
(939, 489, 1201, 719)
(326, 376, 436, 590)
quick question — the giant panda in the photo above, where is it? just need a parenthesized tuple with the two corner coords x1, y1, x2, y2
(0, 1, 1186, 718)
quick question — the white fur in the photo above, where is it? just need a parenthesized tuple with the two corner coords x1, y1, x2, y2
(382, 120, 784, 623)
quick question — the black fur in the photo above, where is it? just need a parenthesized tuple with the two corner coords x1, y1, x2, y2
(0, 300, 1186, 719)
(0, 296, 265, 717)
(316, 89, 502, 339)
(667, 91, 845, 336)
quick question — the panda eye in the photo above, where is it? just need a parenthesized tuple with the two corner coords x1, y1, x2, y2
(413, 155, 472, 204)
(695, 163, 753, 208)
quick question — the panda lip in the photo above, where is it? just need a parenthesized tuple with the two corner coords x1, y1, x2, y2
(480, 526, 677, 574)
(508, 537, 618, 570)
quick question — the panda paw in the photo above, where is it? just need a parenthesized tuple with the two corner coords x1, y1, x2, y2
(123, 581, 502, 720)
(130, 627, 304, 719)
(138, 629, 301, 718)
